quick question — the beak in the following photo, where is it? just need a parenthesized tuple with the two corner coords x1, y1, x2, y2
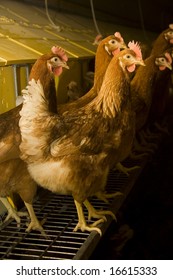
(166, 63, 172, 71)
(137, 59, 146, 66)
(59, 61, 70, 69)
(120, 43, 127, 50)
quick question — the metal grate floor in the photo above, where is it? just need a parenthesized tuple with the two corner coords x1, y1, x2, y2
(0, 156, 146, 260)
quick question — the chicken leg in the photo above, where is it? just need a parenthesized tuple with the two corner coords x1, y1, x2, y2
(84, 199, 116, 221)
(96, 190, 123, 203)
(24, 202, 47, 237)
(0, 197, 28, 227)
(154, 121, 169, 135)
(73, 200, 103, 235)
(115, 162, 140, 175)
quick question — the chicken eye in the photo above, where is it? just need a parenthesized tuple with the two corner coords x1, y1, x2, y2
(51, 57, 59, 63)
(109, 39, 117, 44)
(125, 54, 132, 59)
(160, 57, 165, 62)
(155, 57, 166, 65)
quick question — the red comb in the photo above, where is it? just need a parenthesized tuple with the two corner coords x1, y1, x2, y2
(165, 52, 172, 64)
(51, 46, 68, 61)
(169, 24, 173, 30)
(114, 32, 124, 43)
(93, 34, 103, 45)
(128, 41, 142, 59)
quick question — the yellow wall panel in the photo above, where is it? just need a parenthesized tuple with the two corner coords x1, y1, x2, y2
(17, 65, 30, 94)
(0, 66, 16, 113)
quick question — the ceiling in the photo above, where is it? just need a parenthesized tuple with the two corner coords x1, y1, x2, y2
(22, 0, 173, 33)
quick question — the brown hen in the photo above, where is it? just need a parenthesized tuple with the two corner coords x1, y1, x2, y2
(58, 32, 126, 114)
(0, 32, 127, 219)
(0, 32, 126, 164)
(0, 159, 42, 233)
(19, 42, 145, 235)
(131, 49, 172, 154)
(150, 24, 173, 56)
(148, 48, 173, 125)
(0, 47, 69, 232)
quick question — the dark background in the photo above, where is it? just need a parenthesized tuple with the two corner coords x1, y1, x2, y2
(22, 0, 173, 32)
(7, 0, 173, 260)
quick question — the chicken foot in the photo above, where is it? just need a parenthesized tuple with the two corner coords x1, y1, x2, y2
(129, 150, 148, 160)
(0, 197, 28, 227)
(115, 162, 140, 176)
(154, 121, 169, 135)
(84, 199, 116, 222)
(132, 137, 156, 155)
(142, 127, 161, 141)
(73, 200, 103, 235)
(95, 190, 123, 203)
(137, 130, 159, 150)
(24, 202, 47, 238)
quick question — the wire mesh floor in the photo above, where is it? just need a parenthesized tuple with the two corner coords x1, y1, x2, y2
(0, 155, 147, 260)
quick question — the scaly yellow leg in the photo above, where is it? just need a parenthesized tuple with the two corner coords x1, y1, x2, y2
(84, 199, 116, 222)
(96, 190, 123, 203)
(24, 202, 48, 238)
(0, 197, 28, 227)
(115, 162, 140, 176)
(73, 200, 103, 236)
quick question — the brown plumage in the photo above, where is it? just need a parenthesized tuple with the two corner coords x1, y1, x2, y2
(0, 106, 21, 163)
(58, 32, 126, 114)
(150, 24, 173, 56)
(0, 47, 69, 233)
(131, 50, 173, 133)
(60, 33, 135, 176)
(0, 32, 127, 219)
(19, 43, 145, 235)
(148, 48, 173, 124)
(0, 32, 126, 165)
(0, 159, 40, 233)
(130, 49, 172, 156)
(0, 50, 67, 164)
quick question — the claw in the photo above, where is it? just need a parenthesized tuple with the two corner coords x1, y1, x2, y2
(84, 199, 116, 221)
(96, 190, 123, 203)
(115, 162, 140, 175)
(0, 197, 28, 227)
(73, 222, 102, 236)
(24, 202, 48, 238)
(25, 220, 49, 239)
(74, 199, 105, 235)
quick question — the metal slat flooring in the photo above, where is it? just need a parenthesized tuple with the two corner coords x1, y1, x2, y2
(0, 155, 150, 260)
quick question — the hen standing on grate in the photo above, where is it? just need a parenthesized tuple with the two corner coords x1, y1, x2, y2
(19, 42, 145, 235)
(0, 47, 69, 234)
(0, 32, 126, 230)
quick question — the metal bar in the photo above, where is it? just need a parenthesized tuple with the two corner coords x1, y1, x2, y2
(0, 153, 158, 259)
